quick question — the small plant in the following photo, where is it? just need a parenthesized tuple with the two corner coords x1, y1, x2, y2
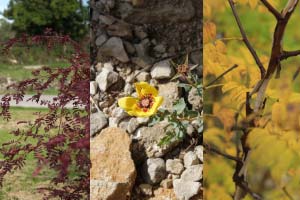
(118, 55, 202, 146)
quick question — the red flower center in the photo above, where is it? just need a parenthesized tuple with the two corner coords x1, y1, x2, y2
(137, 94, 154, 112)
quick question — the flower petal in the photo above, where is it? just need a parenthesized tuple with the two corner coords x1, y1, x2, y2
(118, 97, 138, 111)
(135, 82, 158, 97)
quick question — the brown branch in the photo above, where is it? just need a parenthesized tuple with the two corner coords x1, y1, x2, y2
(260, 0, 282, 20)
(204, 64, 238, 88)
(282, 187, 294, 200)
(234, 179, 263, 200)
(228, 0, 266, 79)
(293, 66, 300, 81)
(281, 50, 300, 60)
(204, 143, 242, 163)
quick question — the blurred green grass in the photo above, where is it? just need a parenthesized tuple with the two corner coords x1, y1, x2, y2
(0, 62, 70, 95)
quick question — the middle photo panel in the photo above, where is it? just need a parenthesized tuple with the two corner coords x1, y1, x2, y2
(89, 0, 203, 200)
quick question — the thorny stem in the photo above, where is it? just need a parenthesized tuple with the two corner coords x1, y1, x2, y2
(204, 64, 238, 88)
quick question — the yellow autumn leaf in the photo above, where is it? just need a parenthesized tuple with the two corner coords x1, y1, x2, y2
(203, 22, 216, 44)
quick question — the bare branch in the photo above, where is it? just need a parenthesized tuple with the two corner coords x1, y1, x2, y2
(281, 50, 300, 60)
(260, 0, 282, 19)
(283, 187, 294, 200)
(228, 0, 266, 79)
(204, 143, 242, 163)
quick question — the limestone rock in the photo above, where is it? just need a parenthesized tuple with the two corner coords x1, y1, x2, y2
(151, 60, 174, 79)
(90, 81, 97, 96)
(181, 164, 203, 182)
(136, 121, 180, 158)
(127, 117, 149, 134)
(183, 151, 200, 168)
(96, 68, 120, 92)
(90, 128, 136, 200)
(90, 111, 108, 136)
(136, 71, 151, 82)
(142, 158, 167, 185)
(166, 159, 184, 175)
(98, 37, 129, 62)
(158, 82, 181, 111)
(173, 179, 201, 200)
(194, 145, 203, 163)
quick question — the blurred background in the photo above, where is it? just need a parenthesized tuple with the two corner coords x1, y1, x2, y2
(204, 1, 300, 199)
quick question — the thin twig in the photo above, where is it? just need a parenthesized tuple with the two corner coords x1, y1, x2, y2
(228, 0, 266, 79)
(204, 143, 242, 163)
(204, 64, 238, 88)
(292, 66, 300, 81)
(282, 187, 294, 200)
(260, 0, 282, 19)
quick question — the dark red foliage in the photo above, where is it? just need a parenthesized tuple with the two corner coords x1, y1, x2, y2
(0, 29, 90, 200)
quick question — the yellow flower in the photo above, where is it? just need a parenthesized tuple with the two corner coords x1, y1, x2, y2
(118, 82, 163, 117)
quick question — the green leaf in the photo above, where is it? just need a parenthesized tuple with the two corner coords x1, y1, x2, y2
(173, 98, 186, 114)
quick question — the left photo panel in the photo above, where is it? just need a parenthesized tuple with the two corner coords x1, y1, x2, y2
(90, 0, 203, 200)
(0, 0, 90, 199)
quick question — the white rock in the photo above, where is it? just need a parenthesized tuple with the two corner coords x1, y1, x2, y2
(166, 159, 184, 175)
(183, 151, 200, 168)
(98, 37, 129, 62)
(136, 71, 151, 82)
(112, 107, 129, 120)
(90, 81, 97, 95)
(194, 145, 203, 162)
(158, 82, 181, 111)
(109, 117, 119, 127)
(151, 60, 174, 79)
(96, 68, 119, 92)
(127, 117, 149, 134)
(181, 164, 203, 182)
(142, 158, 167, 185)
(90, 111, 107, 136)
(173, 179, 201, 200)
(103, 62, 114, 71)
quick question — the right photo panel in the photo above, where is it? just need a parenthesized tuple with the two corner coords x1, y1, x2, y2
(204, 1, 300, 199)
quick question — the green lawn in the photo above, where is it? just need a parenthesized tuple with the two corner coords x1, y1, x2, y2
(0, 63, 69, 95)
(0, 107, 57, 200)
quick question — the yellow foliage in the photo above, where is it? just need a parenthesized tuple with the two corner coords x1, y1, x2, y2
(203, 22, 216, 44)
(204, 0, 300, 198)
